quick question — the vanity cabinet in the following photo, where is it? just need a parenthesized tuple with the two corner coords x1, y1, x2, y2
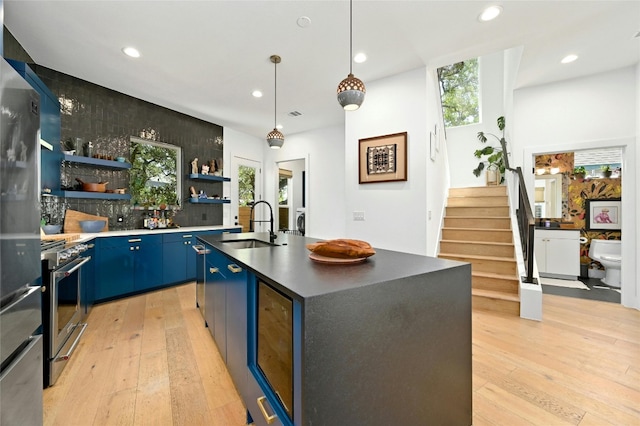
(534, 229, 580, 279)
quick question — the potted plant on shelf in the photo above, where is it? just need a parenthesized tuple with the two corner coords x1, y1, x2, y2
(473, 116, 507, 185)
(601, 165, 612, 178)
(573, 166, 586, 179)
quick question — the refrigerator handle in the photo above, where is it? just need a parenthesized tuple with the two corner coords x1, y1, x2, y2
(0, 285, 40, 316)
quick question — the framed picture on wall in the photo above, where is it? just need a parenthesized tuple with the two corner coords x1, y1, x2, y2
(358, 132, 407, 184)
(585, 198, 621, 231)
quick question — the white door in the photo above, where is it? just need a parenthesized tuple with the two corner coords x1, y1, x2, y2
(231, 156, 263, 232)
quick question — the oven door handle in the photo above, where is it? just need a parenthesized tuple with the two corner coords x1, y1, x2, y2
(54, 256, 91, 279)
(54, 323, 87, 362)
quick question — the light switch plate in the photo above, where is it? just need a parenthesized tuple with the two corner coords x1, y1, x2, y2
(353, 211, 365, 221)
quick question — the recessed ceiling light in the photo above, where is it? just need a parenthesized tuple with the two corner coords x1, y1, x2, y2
(297, 16, 311, 28)
(354, 53, 367, 64)
(561, 54, 578, 64)
(479, 6, 502, 22)
(252, 90, 263, 98)
(122, 46, 140, 58)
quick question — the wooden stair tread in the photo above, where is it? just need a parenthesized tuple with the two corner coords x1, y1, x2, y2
(439, 253, 516, 262)
(441, 239, 514, 247)
(443, 227, 511, 232)
(472, 271, 519, 281)
(472, 288, 520, 302)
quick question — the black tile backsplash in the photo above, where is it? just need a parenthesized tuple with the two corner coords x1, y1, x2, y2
(29, 65, 226, 231)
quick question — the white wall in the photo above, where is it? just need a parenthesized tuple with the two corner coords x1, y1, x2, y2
(344, 67, 431, 255)
(514, 66, 638, 310)
(264, 125, 346, 240)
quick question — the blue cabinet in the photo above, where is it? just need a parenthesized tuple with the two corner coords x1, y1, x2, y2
(6, 59, 62, 192)
(203, 244, 248, 400)
(94, 234, 162, 301)
(163, 229, 240, 285)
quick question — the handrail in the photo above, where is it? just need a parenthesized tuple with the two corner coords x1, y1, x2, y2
(500, 139, 537, 284)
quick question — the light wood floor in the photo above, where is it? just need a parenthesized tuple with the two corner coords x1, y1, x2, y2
(44, 283, 640, 425)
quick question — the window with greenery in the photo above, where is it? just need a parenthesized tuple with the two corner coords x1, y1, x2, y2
(130, 137, 181, 207)
(238, 165, 256, 206)
(437, 58, 479, 128)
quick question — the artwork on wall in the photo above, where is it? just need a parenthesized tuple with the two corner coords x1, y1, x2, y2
(358, 132, 407, 184)
(585, 198, 621, 231)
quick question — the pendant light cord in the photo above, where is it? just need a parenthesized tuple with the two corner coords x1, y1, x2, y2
(274, 59, 277, 128)
(349, 0, 353, 75)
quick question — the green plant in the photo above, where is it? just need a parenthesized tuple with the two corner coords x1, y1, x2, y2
(473, 116, 506, 181)
(573, 166, 586, 175)
(600, 165, 611, 172)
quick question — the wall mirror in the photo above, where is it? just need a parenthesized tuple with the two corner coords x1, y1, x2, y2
(534, 174, 563, 218)
(130, 136, 182, 208)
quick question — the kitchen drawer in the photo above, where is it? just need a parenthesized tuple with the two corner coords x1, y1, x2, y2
(98, 234, 163, 248)
(246, 368, 286, 426)
(162, 232, 198, 244)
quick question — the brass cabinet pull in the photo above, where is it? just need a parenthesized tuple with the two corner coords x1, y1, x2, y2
(228, 264, 242, 274)
(256, 396, 277, 424)
(128, 238, 142, 243)
(183, 234, 193, 238)
(209, 267, 219, 274)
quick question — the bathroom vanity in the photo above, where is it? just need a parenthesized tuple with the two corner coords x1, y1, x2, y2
(534, 229, 580, 279)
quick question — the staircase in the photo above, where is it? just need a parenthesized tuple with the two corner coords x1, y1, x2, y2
(439, 186, 520, 315)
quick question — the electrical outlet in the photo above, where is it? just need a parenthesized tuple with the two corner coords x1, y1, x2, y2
(202, 213, 207, 221)
(353, 211, 365, 221)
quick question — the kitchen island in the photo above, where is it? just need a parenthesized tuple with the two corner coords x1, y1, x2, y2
(199, 232, 472, 426)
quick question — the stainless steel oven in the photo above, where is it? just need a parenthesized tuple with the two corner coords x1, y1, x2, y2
(41, 240, 90, 387)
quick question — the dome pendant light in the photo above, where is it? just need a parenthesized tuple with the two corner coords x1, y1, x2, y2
(267, 55, 284, 149)
(337, 0, 366, 110)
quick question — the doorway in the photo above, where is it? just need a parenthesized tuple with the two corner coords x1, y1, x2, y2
(231, 156, 262, 232)
(276, 158, 306, 234)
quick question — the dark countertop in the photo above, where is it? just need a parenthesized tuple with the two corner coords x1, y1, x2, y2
(198, 232, 468, 299)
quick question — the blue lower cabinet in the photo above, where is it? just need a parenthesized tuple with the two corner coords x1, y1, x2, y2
(95, 238, 134, 301)
(95, 235, 162, 301)
(203, 245, 249, 400)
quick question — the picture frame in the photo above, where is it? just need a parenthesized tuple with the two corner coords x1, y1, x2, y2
(358, 132, 407, 184)
(585, 198, 621, 231)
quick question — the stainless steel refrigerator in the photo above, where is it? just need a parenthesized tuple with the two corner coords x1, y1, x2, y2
(0, 57, 43, 425)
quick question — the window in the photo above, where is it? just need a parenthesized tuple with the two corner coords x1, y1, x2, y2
(129, 136, 181, 207)
(437, 58, 479, 128)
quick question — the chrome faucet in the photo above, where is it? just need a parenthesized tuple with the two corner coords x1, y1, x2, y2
(250, 200, 277, 243)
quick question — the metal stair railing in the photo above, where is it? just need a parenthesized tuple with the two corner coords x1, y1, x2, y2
(500, 139, 537, 285)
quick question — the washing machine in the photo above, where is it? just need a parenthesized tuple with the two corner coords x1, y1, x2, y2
(296, 207, 306, 235)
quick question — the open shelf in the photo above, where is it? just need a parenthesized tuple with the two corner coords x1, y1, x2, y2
(188, 198, 230, 204)
(63, 154, 131, 169)
(188, 173, 230, 182)
(50, 190, 131, 200)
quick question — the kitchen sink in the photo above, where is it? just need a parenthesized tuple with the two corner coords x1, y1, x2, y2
(220, 239, 278, 249)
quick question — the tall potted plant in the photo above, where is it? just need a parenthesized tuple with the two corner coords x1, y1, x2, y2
(473, 116, 507, 184)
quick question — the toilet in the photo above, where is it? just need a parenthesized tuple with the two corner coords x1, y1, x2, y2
(588, 239, 622, 288)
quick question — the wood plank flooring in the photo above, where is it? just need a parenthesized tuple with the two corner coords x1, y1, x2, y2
(43, 283, 640, 425)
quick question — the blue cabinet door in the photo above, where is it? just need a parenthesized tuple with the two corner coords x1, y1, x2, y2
(95, 239, 134, 301)
(134, 236, 163, 291)
(204, 247, 228, 360)
(226, 264, 248, 400)
(162, 240, 187, 284)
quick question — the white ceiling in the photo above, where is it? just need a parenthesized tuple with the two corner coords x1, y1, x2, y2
(5, 1, 639, 140)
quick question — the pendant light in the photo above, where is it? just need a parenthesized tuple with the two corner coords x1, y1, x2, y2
(337, 0, 366, 110)
(267, 55, 284, 149)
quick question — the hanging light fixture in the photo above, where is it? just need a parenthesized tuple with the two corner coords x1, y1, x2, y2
(337, 0, 366, 110)
(267, 55, 284, 149)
